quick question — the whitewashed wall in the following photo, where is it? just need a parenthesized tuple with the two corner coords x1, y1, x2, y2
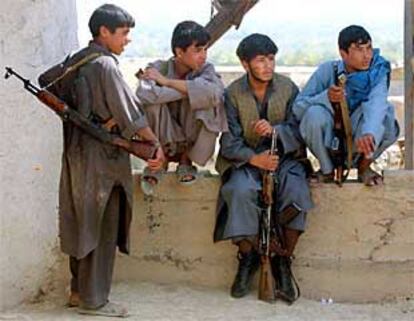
(0, 0, 78, 310)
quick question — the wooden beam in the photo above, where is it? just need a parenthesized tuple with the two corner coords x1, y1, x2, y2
(404, 0, 414, 168)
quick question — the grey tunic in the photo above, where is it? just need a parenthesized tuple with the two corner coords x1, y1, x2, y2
(47, 43, 148, 259)
(214, 75, 314, 242)
(136, 58, 228, 165)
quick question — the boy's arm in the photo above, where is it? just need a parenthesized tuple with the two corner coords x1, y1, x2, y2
(101, 58, 149, 138)
(274, 85, 304, 154)
(145, 63, 224, 110)
(219, 92, 255, 166)
(292, 62, 335, 121)
(102, 58, 165, 168)
(186, 64, 224, 110)
(359, 75, 390, 147)
(136, 78, 184, 106)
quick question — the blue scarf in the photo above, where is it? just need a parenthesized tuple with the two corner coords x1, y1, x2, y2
(341, 49, 391, 111)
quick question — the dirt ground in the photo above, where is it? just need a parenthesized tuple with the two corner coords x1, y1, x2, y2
(1, 281, 413, 321)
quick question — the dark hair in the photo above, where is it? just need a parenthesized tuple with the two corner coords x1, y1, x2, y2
(171, 21, 210, 55)
(89, 4, 135, 38)
(338, 25, 371, 52)
(236, 33, 278, 62)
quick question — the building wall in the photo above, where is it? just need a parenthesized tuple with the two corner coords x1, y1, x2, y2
(115, 170, 414, 303)
(0, 0, 78, 310)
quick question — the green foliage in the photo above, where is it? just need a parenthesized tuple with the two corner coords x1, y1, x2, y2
(123, 20, 403, 67)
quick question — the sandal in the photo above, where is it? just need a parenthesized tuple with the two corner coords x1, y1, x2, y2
(308, 170, 334, 184)
(358, 167, 383, 186)
(140, 166, 164, 196)
(176, 164, 198, 185)
(78, 301, 129, 318)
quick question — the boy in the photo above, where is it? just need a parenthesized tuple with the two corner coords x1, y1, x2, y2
(136, 21, 227, 190)
(214, 34, 313, 303)
(293, 25, 399, 186)
(39, 4, 164, 317)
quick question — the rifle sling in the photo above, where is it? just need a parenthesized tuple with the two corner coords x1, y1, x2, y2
(46, 52, 103, 89)
(47, 52, 120, 134)
(338, 75, 353, 171)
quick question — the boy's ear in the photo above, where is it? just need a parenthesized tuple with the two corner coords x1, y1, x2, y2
(99, 25, 111, 38)
(240, 60, 249, 72)
(175, 47, 184, 58)
(339, 49, 347, 60)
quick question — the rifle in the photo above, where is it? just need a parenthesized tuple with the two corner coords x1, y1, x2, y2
(205, 0, 259, 47)
(330, 64, 353, 186)
(4, 67, 158, 161)
(258, 128, 278, 303)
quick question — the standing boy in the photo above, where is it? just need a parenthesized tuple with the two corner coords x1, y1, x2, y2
(39, 4, 164, 317)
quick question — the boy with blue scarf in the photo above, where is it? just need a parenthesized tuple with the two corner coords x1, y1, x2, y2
(293, 25, 399, 186)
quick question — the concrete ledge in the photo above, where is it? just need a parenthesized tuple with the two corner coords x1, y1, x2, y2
(115, 170, 414, 303)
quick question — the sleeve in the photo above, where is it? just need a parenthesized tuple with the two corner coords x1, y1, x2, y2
(101, 58, 148, 138)
(135, 79, 184, 105)
(292, 62, 334, 121)
(274, 84, 304, 154)
(219, 92, 255, 167)
(187, 64, 224, 111)
(360, 75, 389, 145)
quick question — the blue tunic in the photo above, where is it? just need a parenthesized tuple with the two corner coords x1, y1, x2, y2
(292, 49, 399, 174)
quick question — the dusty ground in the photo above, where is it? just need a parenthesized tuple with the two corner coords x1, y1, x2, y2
(1, 282, 413, 321)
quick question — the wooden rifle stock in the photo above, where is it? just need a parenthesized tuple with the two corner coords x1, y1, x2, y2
(5, 67, 157, 161)
(258, 254, 276, 302)
(331, 65, 352, 186)
(205, 0, 259, 47)
(258, 128, 278, 303)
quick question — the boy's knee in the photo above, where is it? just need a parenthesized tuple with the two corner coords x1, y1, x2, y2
(221, 184, 257, 202)
(301, 106, 332, 130)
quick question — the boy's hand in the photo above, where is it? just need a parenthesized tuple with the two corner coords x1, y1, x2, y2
(249, 150, 279, 171)
(147, 146, 166, 171)
(143, 67, 168, 86)
(356, 134, 375, 159)
(328, 85, 345, 103)
(252, 119, 273, 137)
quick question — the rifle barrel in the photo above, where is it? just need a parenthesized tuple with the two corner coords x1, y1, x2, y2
(4, 67, 41, 96)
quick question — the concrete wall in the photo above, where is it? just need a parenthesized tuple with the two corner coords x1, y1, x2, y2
(0, 0, 78, 311)
(115, 170, 414, 303)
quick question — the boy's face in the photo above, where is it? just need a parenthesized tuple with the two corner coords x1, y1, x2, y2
(242, 54, 275, 83)
(340, 41, 373, 73)
(175, 42, 207, 71)
(99, 26, 131, 55)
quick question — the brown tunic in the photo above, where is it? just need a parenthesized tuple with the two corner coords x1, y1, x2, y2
(46, 43, 148, 259)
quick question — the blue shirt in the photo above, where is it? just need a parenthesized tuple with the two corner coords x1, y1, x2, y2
(293, 50, 392, 145)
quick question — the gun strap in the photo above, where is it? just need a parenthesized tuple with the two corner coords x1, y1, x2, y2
(46, 52, 103, 89)
(46, 52, 120, 133)
(338, 75, 353, 171)
(286, 257, 301, 301)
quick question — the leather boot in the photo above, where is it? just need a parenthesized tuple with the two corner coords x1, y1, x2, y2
(272, 255, 298, 304)
(272, 228, 301, 304)
(230, 250, 260, 298)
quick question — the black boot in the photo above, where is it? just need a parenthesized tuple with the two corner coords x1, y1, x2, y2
(272, 256, 299, 304)
(230, 250, 260, 298)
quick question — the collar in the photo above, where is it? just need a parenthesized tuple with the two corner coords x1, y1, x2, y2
(241, 74, 276, 95)
(88, 41, 119, 64)
(338, 48, 381, 76)
(167, 57, 208, 80)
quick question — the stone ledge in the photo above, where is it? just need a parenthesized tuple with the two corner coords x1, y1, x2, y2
(115, 170, 414, 303)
